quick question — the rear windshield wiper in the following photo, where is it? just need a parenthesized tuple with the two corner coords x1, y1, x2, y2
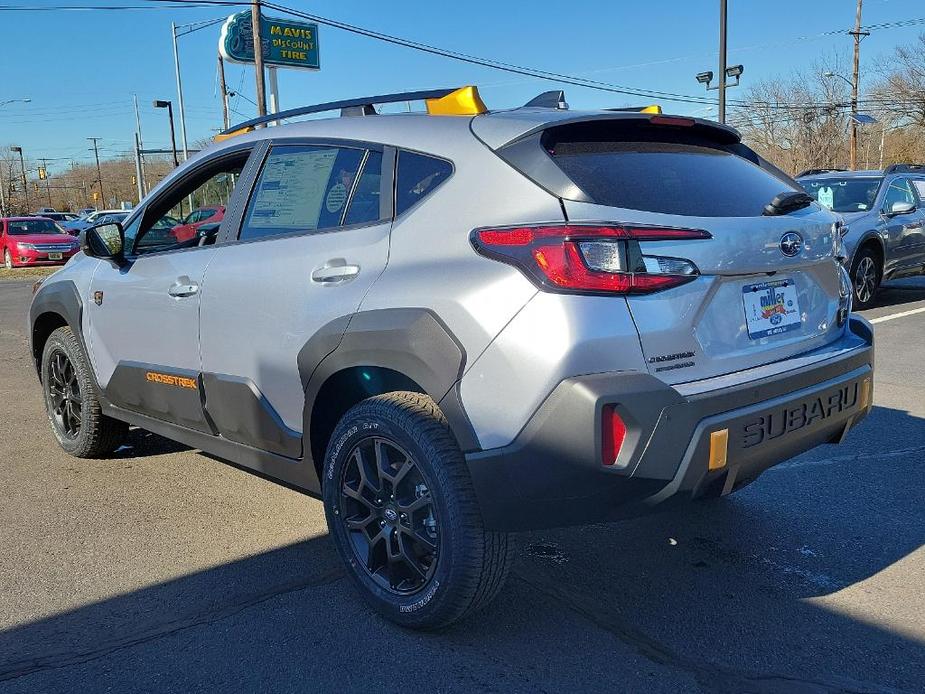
(763, 191, 815, 216)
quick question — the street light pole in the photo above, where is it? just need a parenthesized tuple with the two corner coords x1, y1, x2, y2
(154, 100, 180, 167)
(10, 146, 28, 212)
(87, 138, 104, 208)
(171, 22, 190, 161)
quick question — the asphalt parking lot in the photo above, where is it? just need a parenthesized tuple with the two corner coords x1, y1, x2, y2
(0, 276, 923, 694)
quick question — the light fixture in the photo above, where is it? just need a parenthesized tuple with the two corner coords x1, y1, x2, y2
(695, 71, 714, 85)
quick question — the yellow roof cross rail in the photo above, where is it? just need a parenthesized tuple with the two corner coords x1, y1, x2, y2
(213, 125, 255, 142)
(425, 86, 488, 116)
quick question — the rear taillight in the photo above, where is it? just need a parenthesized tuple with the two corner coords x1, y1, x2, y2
(471, 224, 710, 295)
(602, 405, 627, 465)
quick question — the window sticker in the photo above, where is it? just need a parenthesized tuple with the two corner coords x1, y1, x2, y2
(248, 149, 338, 229)
(325, 182, 348, 213)
(816, 186, 834, 209)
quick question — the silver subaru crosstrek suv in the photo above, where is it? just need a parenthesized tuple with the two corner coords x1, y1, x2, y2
(29, 87, 873, 630)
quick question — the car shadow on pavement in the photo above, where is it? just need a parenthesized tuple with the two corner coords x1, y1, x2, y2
(109, 426, 192, 458)
(873, 278, 925, 310)
(0, 405, 922, 692)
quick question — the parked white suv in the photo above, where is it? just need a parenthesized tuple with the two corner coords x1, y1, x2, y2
(29, 87, 873, 629)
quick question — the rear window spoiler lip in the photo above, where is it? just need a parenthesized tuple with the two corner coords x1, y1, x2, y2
(482, 112, 742, 151)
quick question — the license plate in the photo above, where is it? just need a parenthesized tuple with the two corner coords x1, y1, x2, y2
(742, 279, 801, 339)
(47, 252, 63, 260)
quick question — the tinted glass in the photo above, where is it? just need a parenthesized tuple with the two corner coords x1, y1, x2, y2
(549, 139, 798, 217)
(882, 178, 916, 211)
(343, 151, 383, 226)
(395, 151, 452, 216)
(240, 145, 365, 241)
(130, 157, 245, 255)
(801, 177, 882, 213)
(6, 219, 66, 235)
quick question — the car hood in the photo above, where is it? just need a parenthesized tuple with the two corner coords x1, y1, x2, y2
(8, 234, 78, 244)
(838, 210, 873, 225)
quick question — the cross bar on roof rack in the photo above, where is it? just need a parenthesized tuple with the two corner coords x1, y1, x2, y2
(218, 88, 459, 136)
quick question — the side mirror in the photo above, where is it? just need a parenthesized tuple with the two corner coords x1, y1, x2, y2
(886, 200, 916, 216)
(82, 222, 126, 265)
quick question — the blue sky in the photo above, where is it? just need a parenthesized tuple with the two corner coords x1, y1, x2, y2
(2, 0, 924, 169)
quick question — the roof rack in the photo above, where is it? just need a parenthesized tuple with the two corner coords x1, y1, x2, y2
(794, 168, 847, 178)
(884, 163, 925, 174)
(216, 87, 459, 140)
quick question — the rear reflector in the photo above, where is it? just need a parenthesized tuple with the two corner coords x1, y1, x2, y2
(472, 224, 710, 295)
(708, 429, 729, 471)
(602, 405, 627, 465)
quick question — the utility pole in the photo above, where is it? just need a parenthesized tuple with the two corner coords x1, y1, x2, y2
(218, 54, 231, 130)
(39, 158, 52, 208)
(718, 0, 728, 124)
(11, 146, 28, 212)
(133, 94, 148, 195)
(87, 137, 104, 208)
(252, 1, 268, 118)
(849, 0, 867, 170)
(0, 161, 6, 217)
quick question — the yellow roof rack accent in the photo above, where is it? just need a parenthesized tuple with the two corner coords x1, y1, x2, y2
(213, 125, 254, 142)
(425, 86, 488, 116)
(639, 104, 662, 114)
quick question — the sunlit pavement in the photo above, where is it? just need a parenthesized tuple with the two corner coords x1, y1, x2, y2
(0, 276, 922, 693)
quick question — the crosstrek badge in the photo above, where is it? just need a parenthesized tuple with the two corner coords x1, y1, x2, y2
(145, 371, 198, 390)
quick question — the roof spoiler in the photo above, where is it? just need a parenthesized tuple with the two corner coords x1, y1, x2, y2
(884, 163, 925, 174)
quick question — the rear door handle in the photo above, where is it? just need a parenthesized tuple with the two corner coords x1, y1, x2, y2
(311, 260, 360, 284)
(168, 279, 199, 298)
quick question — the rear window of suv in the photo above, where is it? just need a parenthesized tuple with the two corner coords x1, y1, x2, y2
(543, 122, 798, 217)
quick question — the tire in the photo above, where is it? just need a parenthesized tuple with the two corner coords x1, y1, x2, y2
(850, 247, 881, 310)
(323, 391, 514, 630)
(3, 249, 12, 269)
(41, 326, 128, 458)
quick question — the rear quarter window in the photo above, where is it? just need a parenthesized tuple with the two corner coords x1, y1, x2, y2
(395, 151, 453, 217)
(544, 123, 798, 217)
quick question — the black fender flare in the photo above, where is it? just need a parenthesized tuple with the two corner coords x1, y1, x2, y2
(849, 231, 885, 271)
(29, 280, 90, 381)
(299, 308, 481, 469)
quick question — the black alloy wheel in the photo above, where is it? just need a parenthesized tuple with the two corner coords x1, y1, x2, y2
(46, 348, 82, 439)
(338, 436, 439, 595)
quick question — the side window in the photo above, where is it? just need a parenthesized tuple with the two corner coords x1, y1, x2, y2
(343, 150, 383, 226)
(239, 144, 366, 241)
(395, 151, 452, 217)
(882, 178, 915, 212)
(130, 153, 247, 255)
(911, 179, 925, 201)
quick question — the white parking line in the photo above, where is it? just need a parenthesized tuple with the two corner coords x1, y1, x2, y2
(869, 306, 925, 324)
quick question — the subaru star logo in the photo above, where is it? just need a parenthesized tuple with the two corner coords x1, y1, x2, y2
(779, 232, 803, 257)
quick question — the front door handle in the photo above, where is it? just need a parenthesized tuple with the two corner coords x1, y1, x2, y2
(168, 279, 199, 298)
(311, 260, 360, 284)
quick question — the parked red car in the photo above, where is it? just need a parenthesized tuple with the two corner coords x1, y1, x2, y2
(171, 206, 225, 242)
(1, 217, 81, 269)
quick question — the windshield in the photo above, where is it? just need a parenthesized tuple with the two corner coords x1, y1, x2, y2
(801, 177, 882, 213)
(6, 219, 67, 235)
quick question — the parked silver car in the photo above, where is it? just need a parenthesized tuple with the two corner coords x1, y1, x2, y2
(799, 165, 925, 309)
(29, 87, 873, 629)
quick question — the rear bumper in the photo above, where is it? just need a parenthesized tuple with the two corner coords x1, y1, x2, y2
(466, 316, 874, 531)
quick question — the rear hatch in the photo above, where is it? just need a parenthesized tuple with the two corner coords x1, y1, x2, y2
(491, 115, 846, 385)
